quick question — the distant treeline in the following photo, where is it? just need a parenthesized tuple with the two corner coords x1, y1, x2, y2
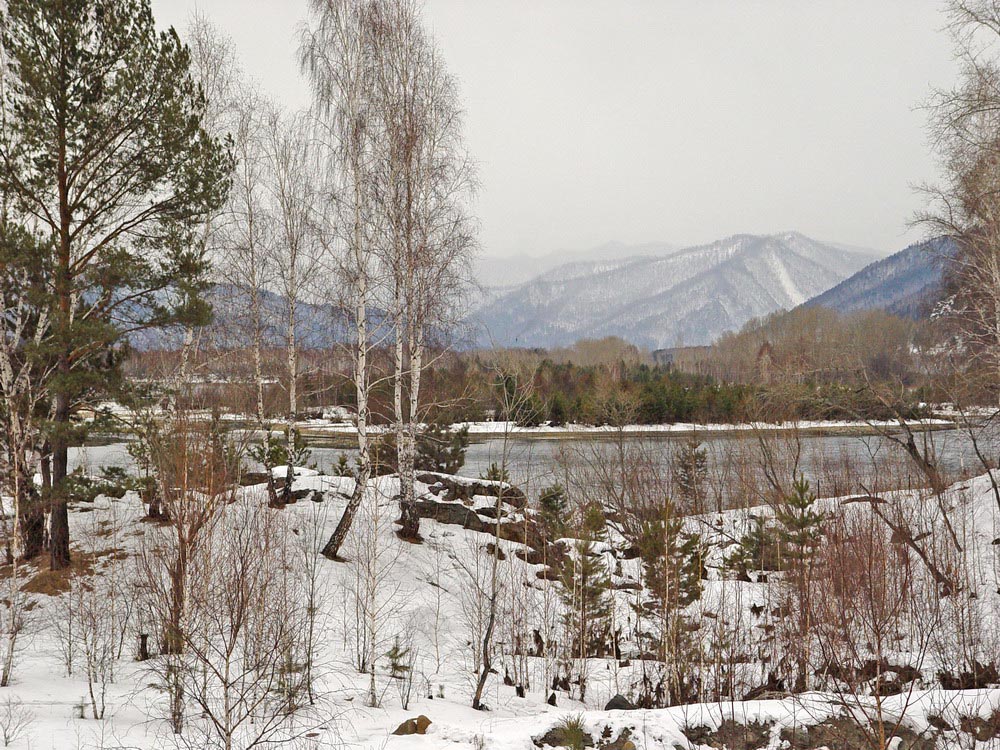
(126, 323, 929, 426)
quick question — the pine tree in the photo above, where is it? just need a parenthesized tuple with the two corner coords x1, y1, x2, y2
(636, 513, 705, 612)
(773, 476, 824, 692)
(673, 436, 708, 509)
(774, 476, 825, 568)
(558, 539, 612, 660)
(480, 462, 510, 484)
(538, 484, 568, 541)
(724, 515, 782, 579)
(386, 636, 412, 681)
(414, 424, 469, 474)
(0, 0, 233, 568)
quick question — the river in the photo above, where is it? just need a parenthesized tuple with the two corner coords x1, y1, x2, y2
(68, 424, 997, 508)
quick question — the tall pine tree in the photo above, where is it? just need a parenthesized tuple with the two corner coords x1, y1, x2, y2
(0, 0, 232, 567)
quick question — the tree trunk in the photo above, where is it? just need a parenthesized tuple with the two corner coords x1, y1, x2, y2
(51, 101, 73, 571)
(49, 396, 71, 570)
(399, 323, 423, 539)
(471, 589, 497, 710)
(16, 488, 44, 561)
(394, 310, 419, 540)
(321, 231, 371, 559)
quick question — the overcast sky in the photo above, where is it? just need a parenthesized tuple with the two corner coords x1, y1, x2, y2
(150, 0, 957, 258)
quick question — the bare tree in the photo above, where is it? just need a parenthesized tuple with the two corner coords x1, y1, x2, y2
(367, 0, 477, 541)
(0, 696, 32, 748)
(301, 0, 384, 559)
(810, 508, 936, 750)
(343, 480, 406, 707)
(920, 1, 1000, 401)
(136, 413, 236, 734)
(0, 220, 53, 561)
(264, 106, 324, 503)
(177, 496, 313, 750)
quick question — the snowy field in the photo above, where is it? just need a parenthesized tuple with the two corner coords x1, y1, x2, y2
(1, 467, 1000, 748)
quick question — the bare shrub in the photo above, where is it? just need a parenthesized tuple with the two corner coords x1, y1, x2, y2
(343, 484, 405, 708)
(174, 495, 312, 748)
(0, 559, 28, 687)
(0, 695, 32, 747)
(810, 507, 936, 750)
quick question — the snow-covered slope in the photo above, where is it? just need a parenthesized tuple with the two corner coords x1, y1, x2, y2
(474, 241, 677, 290)
(802, 236, 954, 318)
(10, 462, 1000, 749)
(473, 232, 879, 349)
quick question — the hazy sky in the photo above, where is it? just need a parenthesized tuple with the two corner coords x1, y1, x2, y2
(150, 0, 957, 258)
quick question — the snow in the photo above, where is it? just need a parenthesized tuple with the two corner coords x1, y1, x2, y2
(471, 232, 878, 349)
(2, 465, 999, 748)
(295, 418, 954, 438)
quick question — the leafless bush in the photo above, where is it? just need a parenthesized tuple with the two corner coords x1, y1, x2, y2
(64, 572, 120, 720)
(342, 483, 405, 708)
(158, 494, 313, 749)
(810, 507, 936, 750)
(0, 695, 32, 747)
(0, 559, 28, 687)
(297, 501, 334, 705)
(135, 416, 234, 735)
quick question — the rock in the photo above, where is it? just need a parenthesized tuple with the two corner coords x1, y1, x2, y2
(392, 715, 431, 735)
(392, 719, 417, 735)
(476, 505, 506, 519)
(415, 471, 527, 508)
(534, 725, 594, 748)
(415, 496, 548, 552)
(547, 692, 557, 706)
(604, 694, 637, 711)
(239, 472, 272, 487)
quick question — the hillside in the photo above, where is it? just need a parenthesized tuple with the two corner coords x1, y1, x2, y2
(802, 236, 954, 318)
(7, 457, 1000, 748)
(473, 232, 879, 349)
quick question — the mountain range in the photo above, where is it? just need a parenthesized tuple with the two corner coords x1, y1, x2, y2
(471, 232, 882, 349)
(137, 233, 948, 353)
(800, 236, 953, 319)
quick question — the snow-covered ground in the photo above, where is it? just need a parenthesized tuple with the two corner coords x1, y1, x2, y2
(293, 417, 956, 438)
(2, 467, 999, 748)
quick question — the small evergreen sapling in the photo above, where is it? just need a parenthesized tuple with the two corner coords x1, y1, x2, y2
(415, 424, 469, 475)
(539, 484, 569, 541)
(480, 462, 510, 484)
(775, 476, 825, 568)
(673, 436, 708, 509)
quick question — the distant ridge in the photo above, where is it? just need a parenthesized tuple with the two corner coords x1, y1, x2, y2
(472, 232, 879, 349)
(802, 237, 954, 318)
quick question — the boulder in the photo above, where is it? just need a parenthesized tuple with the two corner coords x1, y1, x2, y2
(415, 472, 527, 508)
(414, 496, 547, 552)
(392, 715, 431, 735)
(392, 719, 417, 736)
(604, 694, 637, 711)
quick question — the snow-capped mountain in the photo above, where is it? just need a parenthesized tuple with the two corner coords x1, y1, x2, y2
(473, 232, 880, 349)
(801, 237, 954, 318)
(474, 241, 677, 290)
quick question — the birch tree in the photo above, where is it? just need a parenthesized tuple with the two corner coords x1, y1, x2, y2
(0, 219, 54, 560)
(219, 86, 281, 503)
(264, 106, 323, 502)
(370, 0, 476, 540)
(301, 0, 383, 559)
(920, 0, 1000, 402)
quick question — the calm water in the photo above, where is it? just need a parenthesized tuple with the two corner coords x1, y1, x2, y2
(69, 425, 997, 508)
